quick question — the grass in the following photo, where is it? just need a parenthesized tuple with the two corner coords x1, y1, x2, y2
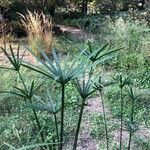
(20, 11, 54, 57)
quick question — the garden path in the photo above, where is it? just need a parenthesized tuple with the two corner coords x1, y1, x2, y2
(0, 43, 37, 66)
(59, 25, 95, 40)
(75, 95, 150, 150)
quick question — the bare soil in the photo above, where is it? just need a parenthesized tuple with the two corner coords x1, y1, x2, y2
(59, 25, 95, 40)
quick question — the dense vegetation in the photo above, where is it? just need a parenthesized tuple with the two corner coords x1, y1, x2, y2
(0, 0, 150, 150)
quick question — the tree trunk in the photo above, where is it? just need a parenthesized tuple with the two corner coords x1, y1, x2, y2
(48, 5, 55, 17)
(111, 0, 116, 11)
(81, 0, 88, 14)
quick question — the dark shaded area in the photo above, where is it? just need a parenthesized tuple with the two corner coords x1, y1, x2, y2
(52, 25, 63, 36)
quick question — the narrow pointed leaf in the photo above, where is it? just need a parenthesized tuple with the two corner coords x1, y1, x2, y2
(96, 48, 121, 61)
(21, 63, 52, 78)
(93, 43, 109, 60)
(12, 86, 28, 97)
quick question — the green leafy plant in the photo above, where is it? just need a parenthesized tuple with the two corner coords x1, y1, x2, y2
(2, 40, 143, 150)
(73, 74, 97, 150)
(126, 84, 137, 150)
(126, 85, 150, 150)
(82, 41, 120, 150)
(0, 45, 46, 150)
(117, 74, 131, 150)
(28, 91, 61, 150)
(21, 45, 103, 150)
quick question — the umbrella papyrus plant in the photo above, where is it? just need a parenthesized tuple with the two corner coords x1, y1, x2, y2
(0, 45, 46, 149)
(21, 45, 104, 150)
(28, 91, 61, 150)
(73, 73, 101, 150)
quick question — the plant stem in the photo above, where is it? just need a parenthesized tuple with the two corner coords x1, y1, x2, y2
(73, 98, 86, 150)
(48, 143, 53, 150)
(119, 87, 123, 150)
(29, 98, 46, 150)
(100, 91, 109, 150)
(32, 106, 45, 143)
(17, 71, 46, 149)
(18, 71, 28, 92)
(128, 86, 135, 150)
(89, 67, 93, 77)
(52, 137, 56, 150)
(128, 133, 132, 150)
(59, 84, 65, 150)
(54, 114, 59, 146)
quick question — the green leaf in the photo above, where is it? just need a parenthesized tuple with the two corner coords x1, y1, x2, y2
(88, 41, 93, 53)
(1, 46, 15, 67)
(3, 142, 16, 150)
(74, 72, 100, 99)
(12, 86, 28, 97)
(29, 81, 35, 98)
(0, 91, 26, 98)
(52, 49, 62, 76)
(9, 44, 17, 65)
(96, 48, 121, 61)
(93, 43, 109, 60)
(21, 63, 52, 78)
(0, 44, 22, 71)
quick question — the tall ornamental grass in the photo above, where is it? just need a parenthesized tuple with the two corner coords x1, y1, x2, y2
(20, 11, 54, 57)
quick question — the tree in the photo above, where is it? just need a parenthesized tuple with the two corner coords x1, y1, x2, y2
(0, 0, 16, 7)
(81, 0, 88, 14)
(0, 0, 16, 14)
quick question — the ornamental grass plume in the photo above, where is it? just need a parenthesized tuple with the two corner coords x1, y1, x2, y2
(20, 10, 54, 57)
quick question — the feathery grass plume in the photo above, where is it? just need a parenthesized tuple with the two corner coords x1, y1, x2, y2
(19, 10, 54, 57)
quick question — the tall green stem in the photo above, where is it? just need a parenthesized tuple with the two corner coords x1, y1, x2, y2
(128, 86, 135, 150)
(73, 98, 86, 150)
(17, 71, 46, 149)
(59, 84, 65, 150)
(18, 71, 28, 92)
(100, 91, 109, 150)
(52, 137, 56, 150)
(54, 114, 59, 146)
(29, 98, 47, 150)
(119, 87, 123, 150)
(128, 133, 132, 150)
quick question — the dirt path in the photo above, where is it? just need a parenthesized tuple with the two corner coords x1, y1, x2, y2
(77, 97, 103, 150)
(75, 96, 150, 150)
(0, 43, 37, 66)
(59, 25, 95, 40)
